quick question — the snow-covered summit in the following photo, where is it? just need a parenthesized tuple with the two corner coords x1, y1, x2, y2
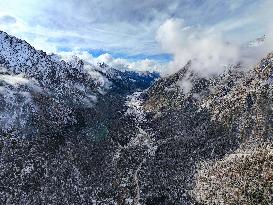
(0, 31, 159, 138)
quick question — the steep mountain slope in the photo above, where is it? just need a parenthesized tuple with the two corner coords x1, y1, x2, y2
(136, 63, 238, 204)
(0, 31, 159, 204)
(1, 31, 273, 205)
(141, 52, 273, 204)
(192, 52, 273, 205)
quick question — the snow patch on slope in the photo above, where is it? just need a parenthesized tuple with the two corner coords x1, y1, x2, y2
(125, 91, 146, 123)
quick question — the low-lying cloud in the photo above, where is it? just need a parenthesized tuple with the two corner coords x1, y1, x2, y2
(96, 53, 165, 72)
(156, 18, 241, 76)
(156, 17, 273, 76)
(59, 51, 165, 72)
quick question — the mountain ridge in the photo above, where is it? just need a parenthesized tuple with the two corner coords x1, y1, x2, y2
(0, 31, 273, 204)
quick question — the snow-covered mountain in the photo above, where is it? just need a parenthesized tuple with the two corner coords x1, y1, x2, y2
(0, 31, 163, 205)
(1, 31, 273, 205)
(0, 31, 158, 138)
(142, 51, 273, 204)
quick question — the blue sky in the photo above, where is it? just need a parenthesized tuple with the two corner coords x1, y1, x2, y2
(0, 0, 272, 72)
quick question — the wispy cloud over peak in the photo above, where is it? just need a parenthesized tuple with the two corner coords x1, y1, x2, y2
(0, 0, 272, 73)
(156, 18, 241, 76)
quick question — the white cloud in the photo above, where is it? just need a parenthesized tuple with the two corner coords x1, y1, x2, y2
(59, 51, 165, 72)
(96, 53, 165, 72)
(0, 0, 271, 58)
(156, 18, 241, 76)
(127, 59, 165, 72)
(0, 74, 30, 87)
(155, 14, 273, 94)
(0, 0, 272, 75)
(96, 53, 114, 64)
(0, 74, 42, 93)
(59, 51, 97, 65)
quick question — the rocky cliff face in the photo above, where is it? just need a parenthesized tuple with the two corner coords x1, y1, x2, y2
(0, 31, 273, 205)
(142, 52, 273, 204)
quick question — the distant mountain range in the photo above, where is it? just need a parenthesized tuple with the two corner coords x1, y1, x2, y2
(0, 31, 272, 205)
